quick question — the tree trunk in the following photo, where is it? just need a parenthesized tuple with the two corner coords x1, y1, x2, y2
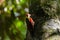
(27, 0, 60, 40)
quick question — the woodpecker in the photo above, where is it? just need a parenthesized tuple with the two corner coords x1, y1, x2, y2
(26, 13, 35, 37)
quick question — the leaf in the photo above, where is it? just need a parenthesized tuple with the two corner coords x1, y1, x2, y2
(13, 18, 27, 39)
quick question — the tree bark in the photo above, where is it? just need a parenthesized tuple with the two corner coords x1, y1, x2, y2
(27, 0, 60, 40)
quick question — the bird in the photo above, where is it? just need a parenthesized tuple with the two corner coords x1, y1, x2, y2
(26, 13, 35, 37)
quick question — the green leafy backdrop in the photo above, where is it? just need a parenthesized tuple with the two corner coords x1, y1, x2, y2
(0, 0, 29, 40)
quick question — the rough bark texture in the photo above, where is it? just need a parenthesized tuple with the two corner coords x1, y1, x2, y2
(27, 0, 60, 40)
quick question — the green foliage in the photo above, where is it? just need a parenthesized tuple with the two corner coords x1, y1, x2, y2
(0, 0, 29, 40)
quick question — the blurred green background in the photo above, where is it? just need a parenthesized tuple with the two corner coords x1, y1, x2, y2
(0, 0, 29, 40)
